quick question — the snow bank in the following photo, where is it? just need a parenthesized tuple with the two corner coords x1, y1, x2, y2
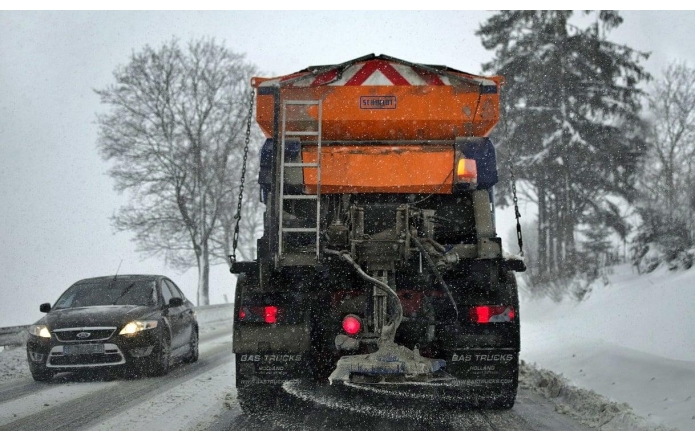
(519, 360, 666, 430)
(521, 263, 695, 430)
(0, 345, 30, 384)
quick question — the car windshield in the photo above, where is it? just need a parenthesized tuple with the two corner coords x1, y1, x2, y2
(53, 280, 157, 309)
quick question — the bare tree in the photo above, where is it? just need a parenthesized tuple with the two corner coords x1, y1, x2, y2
(631, 61, 695, 272)
(210, 128, 265, 264)
(96, 38, 259, 305)
(642, 61, 695, 235)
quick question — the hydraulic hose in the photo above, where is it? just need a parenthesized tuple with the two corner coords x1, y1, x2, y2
(410, 236, 459, 320)
(324, 249, 403, 342)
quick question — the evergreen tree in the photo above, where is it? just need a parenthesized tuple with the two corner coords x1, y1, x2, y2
(477, 11, 650, 284)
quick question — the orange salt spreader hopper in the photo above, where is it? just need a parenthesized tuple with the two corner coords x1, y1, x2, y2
(252, 54, 503, 194)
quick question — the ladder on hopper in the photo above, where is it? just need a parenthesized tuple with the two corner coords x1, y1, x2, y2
(278, 100, 322, 264)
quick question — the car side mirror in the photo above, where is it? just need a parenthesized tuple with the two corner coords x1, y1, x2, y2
(168, 298, 184, 308)
(40, 303, 51, 313)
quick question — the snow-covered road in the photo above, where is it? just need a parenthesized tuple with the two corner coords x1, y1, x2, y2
(2, 263, 689, 431)
(0, 315, 656, 431)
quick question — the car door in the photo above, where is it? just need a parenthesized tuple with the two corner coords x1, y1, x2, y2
(161, 279, 185, 350)
(165, 280, 195, 347)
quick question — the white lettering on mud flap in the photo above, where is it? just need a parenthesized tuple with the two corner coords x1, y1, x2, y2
(476, 354, 513, 362)
(240, 354, 302, 363)
(238, 379, 285, 385)
(457, 378, 513, 385)
(451, 353, 513, 362)
(470, 365, 495, 371)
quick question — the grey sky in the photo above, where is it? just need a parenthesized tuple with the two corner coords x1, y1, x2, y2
(1, 11, 694, 327)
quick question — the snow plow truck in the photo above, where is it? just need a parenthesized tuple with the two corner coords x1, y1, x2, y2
(230, 54, 525, 411)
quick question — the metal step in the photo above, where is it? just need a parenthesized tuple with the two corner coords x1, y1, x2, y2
(284, 162, 318, 168)
(285, 131, 320, 136)
(279, 252, 319, 267)
(282, 227, 318, 233)
(283, 195, 318, 200)
(285, 100, 321, 106)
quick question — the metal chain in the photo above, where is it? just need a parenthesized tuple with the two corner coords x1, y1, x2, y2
(230, 88, 255, 264)
(503, 109, 524, 257)
(509, 156, 524, 257)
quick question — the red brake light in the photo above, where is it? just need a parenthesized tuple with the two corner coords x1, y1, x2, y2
(238, 306, 279, 323)
(342, 315, 361, 335)
(264, 306, 278, 324)
(469, 306, 515, 323)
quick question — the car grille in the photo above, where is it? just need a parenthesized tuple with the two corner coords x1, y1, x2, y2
(54, 327, 116, 342)
(49, 353, 124, 366)
(47, 344, 125, 367)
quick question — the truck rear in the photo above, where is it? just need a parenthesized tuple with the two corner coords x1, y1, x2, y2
(230, 54, 525, 411)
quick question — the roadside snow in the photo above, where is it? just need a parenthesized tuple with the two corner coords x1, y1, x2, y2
(519, 361, 665, 430)
(521, 263, 695, 430)
(0, 345, 30, 384)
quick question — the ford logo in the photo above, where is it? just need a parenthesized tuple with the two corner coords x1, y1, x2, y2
(76, 332, 91, 339)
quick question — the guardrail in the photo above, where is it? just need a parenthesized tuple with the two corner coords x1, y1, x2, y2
(0, 326, 30, 347)
(0, 303, 234, 348)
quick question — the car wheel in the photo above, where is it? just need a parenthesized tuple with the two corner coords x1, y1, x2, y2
(184, 328, 199, 363)
(148, 333, 171, 377)
(30, 368, 53, 382)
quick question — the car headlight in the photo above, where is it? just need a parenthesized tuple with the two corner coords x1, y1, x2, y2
(29, 325, 51, 338)
(119, 320, 158, 336)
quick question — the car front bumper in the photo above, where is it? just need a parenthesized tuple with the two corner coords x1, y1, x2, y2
(27, 329, 162, 372)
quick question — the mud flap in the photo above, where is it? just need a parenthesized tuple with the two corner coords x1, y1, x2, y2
(443, 349, 518, 390)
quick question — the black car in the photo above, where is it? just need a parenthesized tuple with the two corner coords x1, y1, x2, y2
(26, 275, 199, 381)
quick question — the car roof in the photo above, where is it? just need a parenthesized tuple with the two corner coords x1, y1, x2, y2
(75, 275, 166, 285)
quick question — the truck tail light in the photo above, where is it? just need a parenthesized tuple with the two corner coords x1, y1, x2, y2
(264, 306, 278, 324)
(456, 158, 477, 183)
(469, 306, 515, 323)
(342, 314, 362, 335)
(238, 306, 280, 324)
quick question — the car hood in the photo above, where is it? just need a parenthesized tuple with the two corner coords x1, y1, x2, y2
(43, 305, 157, 329)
